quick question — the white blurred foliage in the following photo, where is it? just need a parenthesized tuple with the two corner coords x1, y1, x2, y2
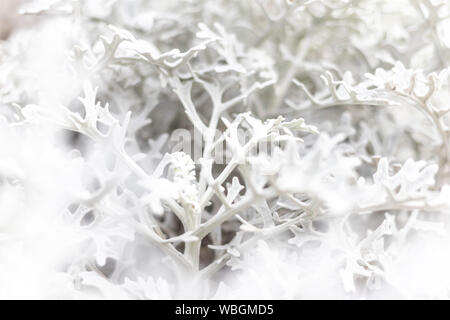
(1, 0, 450, 299)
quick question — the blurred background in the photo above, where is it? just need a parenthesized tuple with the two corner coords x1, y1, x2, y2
(0, 0, 28, 40)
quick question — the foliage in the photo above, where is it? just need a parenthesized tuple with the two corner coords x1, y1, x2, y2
(1, 0, 450, 299)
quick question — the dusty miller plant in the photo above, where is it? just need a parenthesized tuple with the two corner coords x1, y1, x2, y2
(1, 0, 450, 299)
